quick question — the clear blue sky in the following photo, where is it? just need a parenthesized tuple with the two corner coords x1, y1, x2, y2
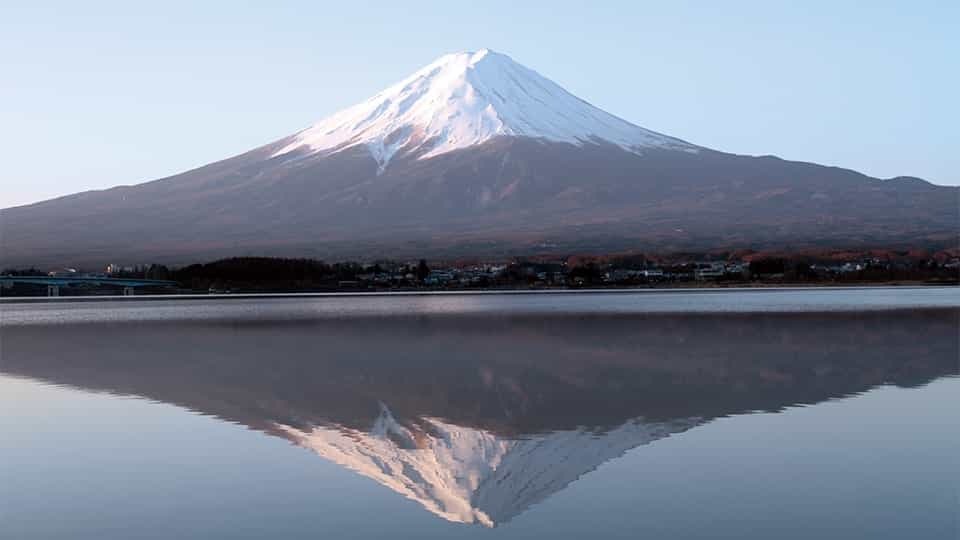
(2, 1, 956, 207)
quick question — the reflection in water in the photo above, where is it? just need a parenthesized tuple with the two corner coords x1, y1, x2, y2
(2, 309, 957, 527)
(278, 406, 694, 526)
(275, 406, 697, 526)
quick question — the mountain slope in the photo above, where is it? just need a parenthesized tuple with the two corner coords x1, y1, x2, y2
(2, 50, 956, 267)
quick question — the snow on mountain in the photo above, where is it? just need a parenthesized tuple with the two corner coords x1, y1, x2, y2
(275, 404, 700, 527)
(273, 49, 696, 170)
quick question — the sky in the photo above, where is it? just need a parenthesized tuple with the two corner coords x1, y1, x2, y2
(2, 1, 957, 208)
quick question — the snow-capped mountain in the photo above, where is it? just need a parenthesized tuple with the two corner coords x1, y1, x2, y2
(2, 49, 956, 267)
(273, 49, 695, 171)
(276, 404, 700, 527)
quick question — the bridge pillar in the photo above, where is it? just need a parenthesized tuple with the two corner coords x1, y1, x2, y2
(122, 286, 135, 296)
(47, 285, 60, 297)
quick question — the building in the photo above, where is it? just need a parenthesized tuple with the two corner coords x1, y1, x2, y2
(694, 262, 726, 281)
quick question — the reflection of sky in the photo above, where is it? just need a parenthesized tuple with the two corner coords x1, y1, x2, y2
(2, 374, 957, 539)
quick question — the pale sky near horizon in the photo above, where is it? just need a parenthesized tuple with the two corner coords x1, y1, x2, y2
(2, 1, 957, 208)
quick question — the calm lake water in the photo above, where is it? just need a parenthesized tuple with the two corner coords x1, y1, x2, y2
(2, 288, 958, 539)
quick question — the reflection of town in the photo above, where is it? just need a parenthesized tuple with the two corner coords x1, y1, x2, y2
(3, 310, 957, 526)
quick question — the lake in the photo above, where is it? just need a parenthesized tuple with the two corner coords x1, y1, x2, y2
(2, 288, 958, 539)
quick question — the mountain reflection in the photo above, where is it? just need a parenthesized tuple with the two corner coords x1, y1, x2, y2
(2, 309, 957, 526)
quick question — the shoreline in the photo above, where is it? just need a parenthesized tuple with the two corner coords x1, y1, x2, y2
(1, 282, 957, 304)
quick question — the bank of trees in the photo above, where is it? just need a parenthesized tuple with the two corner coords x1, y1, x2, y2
(172, 257, 363, 291)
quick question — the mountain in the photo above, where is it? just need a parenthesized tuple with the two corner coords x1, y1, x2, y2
(2, 49, 956, 267)
(274, 49, 696, 170)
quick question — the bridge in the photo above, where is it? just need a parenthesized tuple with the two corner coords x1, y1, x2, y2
(0, 275, 179, 296)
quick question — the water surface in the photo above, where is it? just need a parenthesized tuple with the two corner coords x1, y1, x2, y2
(2, 289, 958, 539)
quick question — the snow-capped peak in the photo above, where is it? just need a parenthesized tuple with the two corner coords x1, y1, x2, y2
(273, 49, 695, 170)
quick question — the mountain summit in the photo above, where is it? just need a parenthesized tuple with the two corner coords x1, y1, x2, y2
(274, 49, 694, 170)
(1, 50, 956, 266)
